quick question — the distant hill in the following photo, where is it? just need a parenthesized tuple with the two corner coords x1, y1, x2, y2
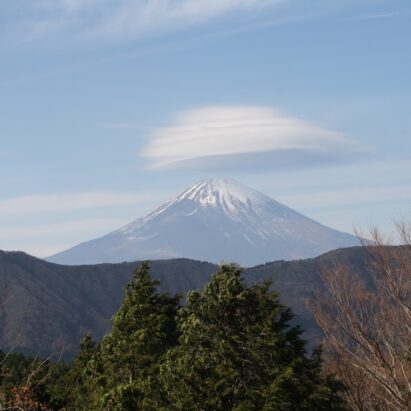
(0, 247, 372, 358)
(48, 179, 359, 266)
(0, 251, 216, 358)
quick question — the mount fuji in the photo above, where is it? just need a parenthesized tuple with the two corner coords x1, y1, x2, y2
(48, 179, 360, 266)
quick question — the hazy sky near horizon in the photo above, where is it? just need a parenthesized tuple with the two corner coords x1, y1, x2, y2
(1, 0, 410, 257)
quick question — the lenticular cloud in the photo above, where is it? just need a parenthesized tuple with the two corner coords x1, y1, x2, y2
(140, 106, 367, 170)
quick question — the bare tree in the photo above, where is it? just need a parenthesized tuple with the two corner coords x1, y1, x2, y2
(311, 222, 411, 411)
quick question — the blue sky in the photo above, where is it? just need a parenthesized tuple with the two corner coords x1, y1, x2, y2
(0, 0, 410, 257)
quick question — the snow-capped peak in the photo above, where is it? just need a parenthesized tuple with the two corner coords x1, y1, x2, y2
(117, 178, 275, 235)
(173, 178, 272, 213)
(48, 178, 360, 266)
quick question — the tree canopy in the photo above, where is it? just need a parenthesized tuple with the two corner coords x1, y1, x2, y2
(0, 263, 346, 410)
(159, 264, 346, 411)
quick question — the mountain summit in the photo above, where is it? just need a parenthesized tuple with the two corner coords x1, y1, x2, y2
(48, 179, 359, 266)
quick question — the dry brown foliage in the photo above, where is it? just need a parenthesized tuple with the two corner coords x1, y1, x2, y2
(0, 386, 50, 411)
(311, 222, 411, 411)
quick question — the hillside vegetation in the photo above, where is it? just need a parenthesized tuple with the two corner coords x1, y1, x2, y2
(0, 264, 347, 410)
(1, 240, 410, 410)
(0, 247, 371, 357)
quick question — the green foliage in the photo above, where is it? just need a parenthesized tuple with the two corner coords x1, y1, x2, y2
(159, 264, 347, 411)
(55, 333, 102, 410)
(92, 261, 180, 410)
(0, 262, 347, 410)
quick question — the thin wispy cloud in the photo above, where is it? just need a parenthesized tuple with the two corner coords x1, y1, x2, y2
(355, 12, 397, 21)
(2, 0, 396, 53)
(0, 190, 171, 257)
(0, 218, 129, 257)
(279, 185, 411, 210)
(0, 191, 165, 216)
(1, 0, 282, 48)
(0, 218, 128, 240)
(140, 106, 369, 171)
(18, 244, 74, 258)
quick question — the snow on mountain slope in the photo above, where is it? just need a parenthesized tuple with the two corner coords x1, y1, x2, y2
(47, 179, 360, 266)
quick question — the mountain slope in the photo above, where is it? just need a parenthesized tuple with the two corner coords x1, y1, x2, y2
(0, 247, 373, 357)
(48, 179, 359, 266)
(0, 250, 216, 358)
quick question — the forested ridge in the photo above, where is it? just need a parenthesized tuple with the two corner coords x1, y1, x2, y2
(0, 247, 370, 357)
(2, 239, 410, 410)
(0, 263, 347, 410)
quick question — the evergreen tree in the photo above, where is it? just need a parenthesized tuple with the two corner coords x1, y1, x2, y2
(159, 264, 346, 411)
(56, 333, 101, 410)
(95, 262, 180, 410)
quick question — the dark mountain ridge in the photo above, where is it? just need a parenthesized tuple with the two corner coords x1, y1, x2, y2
(0, 247, 372, 358)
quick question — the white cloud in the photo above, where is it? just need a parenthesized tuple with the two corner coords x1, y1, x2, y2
(140, 106, 369, 170)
